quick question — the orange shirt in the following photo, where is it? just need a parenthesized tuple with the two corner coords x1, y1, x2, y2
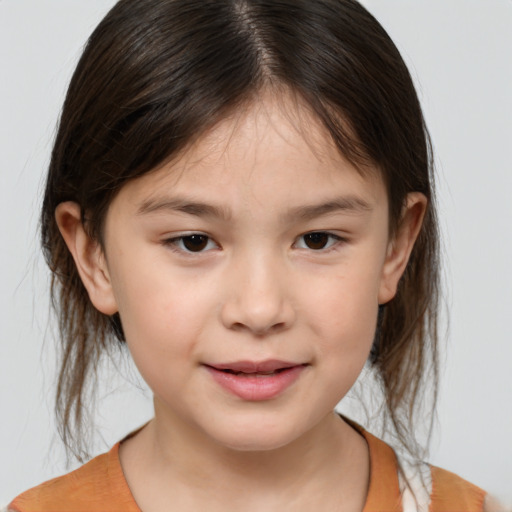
(9, 428, 486, 512)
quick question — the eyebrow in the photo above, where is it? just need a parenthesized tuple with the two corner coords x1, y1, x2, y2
(286, 197, 372, 221)
(137, 195, 372, 221)
(137, 197, 232, 220)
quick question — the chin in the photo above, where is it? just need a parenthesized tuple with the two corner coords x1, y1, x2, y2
(206, 413, 307, 453)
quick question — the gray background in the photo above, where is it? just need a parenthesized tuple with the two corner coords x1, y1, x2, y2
(1, 0, 511, 505)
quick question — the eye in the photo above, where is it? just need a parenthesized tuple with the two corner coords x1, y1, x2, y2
(295, 232, 343, 251)
(165, 234, 218, 253)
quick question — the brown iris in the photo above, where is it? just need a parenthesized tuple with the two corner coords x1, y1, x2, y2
(303, 232, 330, 250)
(182, 235, 209, 252)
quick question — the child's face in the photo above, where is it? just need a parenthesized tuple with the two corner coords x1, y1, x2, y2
(64, 93, 424, 452)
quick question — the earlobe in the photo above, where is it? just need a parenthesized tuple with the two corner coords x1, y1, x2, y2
(55, 202, 118, 315)
(378, 193, 427, 305)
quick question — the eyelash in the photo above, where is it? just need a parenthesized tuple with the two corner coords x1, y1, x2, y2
(294, 232, 344, 251)
(163, 232, 346, 255)
(163, 234, 219, 254)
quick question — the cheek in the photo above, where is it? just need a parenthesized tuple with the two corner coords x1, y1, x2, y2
(109, 251, 217, 367)
(115, 277, 215, 400)
(318, 296, 377, 371)
(318, 306, 377, 405)
(302, 261, 381, 337)
(301, 267, 380, 385)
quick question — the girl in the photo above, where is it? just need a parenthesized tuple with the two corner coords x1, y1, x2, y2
(4, 0, 507, 510)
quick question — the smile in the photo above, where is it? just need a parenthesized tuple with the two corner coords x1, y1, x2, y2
(204, 360, 308, 401)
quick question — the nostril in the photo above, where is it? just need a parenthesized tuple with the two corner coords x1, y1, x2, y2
(228, 321, 287, 336)
(253, 322, 288, 337)
(271, 322, 286, 331)
(231, 322, 247, 332)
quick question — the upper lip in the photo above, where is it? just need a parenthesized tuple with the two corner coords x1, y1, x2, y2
(206, 360, 304, 373)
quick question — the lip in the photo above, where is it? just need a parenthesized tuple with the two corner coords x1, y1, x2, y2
(204, 360, 308, 401)
(209, 359, 301, 373)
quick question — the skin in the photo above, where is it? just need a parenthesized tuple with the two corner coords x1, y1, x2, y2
(56, 92, 426, 511)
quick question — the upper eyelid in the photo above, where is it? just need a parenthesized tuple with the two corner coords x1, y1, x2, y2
(300, 231, 343, 237)
(294, 232, 345, 248)
(163, 231, 214, 242)
(163, 233, 219, 253)
(296, 231, 346, 241)
(162, 230, 343, 238)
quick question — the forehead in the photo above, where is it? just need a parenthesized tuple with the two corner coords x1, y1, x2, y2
(112, 91, 386, 213)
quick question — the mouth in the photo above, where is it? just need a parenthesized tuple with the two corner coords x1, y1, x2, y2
(204, 360, 308, 401)
(217, 368, 290, 377)
(206, 360, 304, 374)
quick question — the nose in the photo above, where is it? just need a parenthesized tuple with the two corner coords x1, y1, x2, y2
(219, 252, 296, 336)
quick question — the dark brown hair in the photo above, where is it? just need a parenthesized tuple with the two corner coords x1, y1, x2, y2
(41, 0, 439, 462)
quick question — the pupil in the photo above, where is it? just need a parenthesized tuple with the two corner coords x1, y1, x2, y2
(305, 233, 328, 250)
(183, 235, 208, 252)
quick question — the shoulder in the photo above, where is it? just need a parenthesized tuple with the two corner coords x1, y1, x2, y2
(430, 468, 509, 512)
(8, 450, 112, 512)
(429, 465, 486, 512)
(354, 423, 489, 512)
(7, 444, 139, 512)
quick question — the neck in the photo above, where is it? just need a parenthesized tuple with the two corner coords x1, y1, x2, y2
(120, 407, 370, 511)
(158, 410, 344, 483)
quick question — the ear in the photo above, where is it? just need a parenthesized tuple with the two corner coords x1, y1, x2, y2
(378, 192, 427, 305)
(55, 202, 118, 315)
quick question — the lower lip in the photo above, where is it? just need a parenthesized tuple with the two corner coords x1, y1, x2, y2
(205, 365, 306, 401)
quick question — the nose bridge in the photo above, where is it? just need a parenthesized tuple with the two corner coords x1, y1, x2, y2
(220, 245, 295, 335)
